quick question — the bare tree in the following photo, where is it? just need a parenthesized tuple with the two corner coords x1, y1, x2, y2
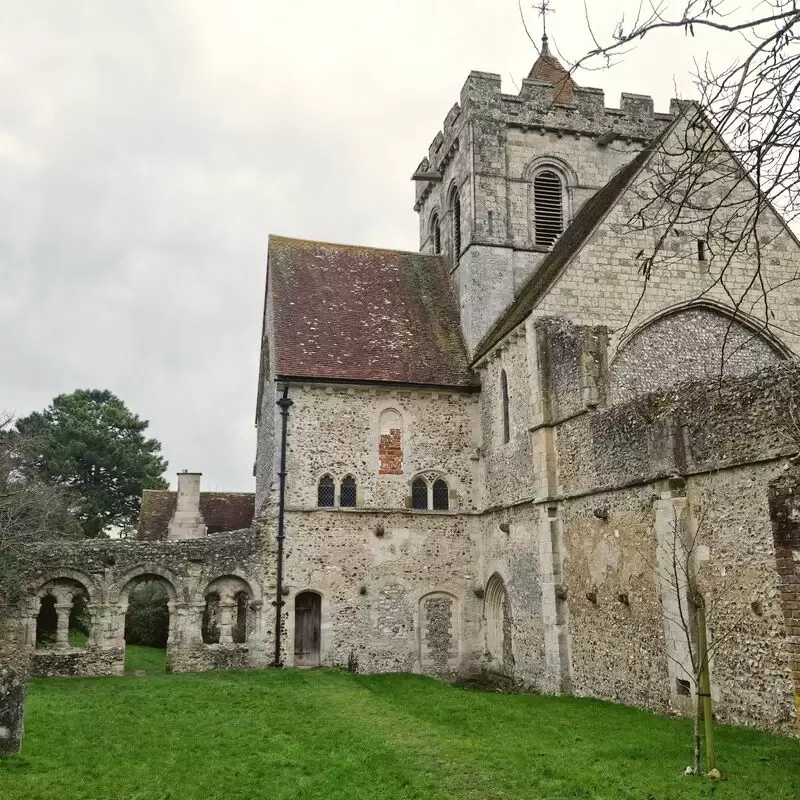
(0, 415, 79, 636)
(653, 485, 767, 777)
(522, 1, 800, 355)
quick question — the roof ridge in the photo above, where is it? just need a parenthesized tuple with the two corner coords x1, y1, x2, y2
(269, 234, 448, 261)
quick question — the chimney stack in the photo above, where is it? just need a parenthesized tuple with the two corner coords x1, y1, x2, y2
(167, 470, 207, 540)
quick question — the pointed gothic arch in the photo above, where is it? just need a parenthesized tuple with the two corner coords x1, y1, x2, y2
(484, 573, 513, 673)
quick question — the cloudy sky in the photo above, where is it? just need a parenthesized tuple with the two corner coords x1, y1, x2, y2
(0, 0, 727, 490)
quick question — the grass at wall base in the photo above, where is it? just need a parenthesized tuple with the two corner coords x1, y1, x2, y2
(1, 665, 797, 800)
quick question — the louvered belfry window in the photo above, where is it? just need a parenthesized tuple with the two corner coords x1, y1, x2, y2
(450, 190, 461, 264)
(534, 169, 564, 247)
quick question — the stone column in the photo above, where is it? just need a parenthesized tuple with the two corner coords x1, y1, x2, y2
(54, 602, 72, 649)
(218, 596, 235, 644)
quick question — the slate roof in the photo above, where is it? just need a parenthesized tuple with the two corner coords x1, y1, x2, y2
(137, 491, 255, 541)
(473, 141, 665, 360)
(267, 236, 476, 387)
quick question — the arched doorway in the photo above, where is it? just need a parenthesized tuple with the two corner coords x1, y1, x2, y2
(485, 574, 513, 674)
(294, 592, 321, 667)
(121, 575, 175, 673)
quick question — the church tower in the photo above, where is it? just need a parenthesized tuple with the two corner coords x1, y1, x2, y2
(413, 36, 673, 355)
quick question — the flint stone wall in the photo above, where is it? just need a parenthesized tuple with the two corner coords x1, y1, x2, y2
(6, 529, 267, 678)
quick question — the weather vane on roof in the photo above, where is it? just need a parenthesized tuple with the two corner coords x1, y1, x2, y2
(534, 0, 554, 54)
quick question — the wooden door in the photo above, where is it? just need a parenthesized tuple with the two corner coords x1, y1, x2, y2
(294, 592, 321, 667)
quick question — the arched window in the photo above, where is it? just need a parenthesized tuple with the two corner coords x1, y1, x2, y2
(534, 169, 564, 247)
(317, 474, 334, 507)
(432, 479, 449, 511)
(450, 188, 461, 265)
(412, 477, 428, 510)
(339, 475, 357, 508)
(431, 213, 441, 254)
(500, 369, 510, 444)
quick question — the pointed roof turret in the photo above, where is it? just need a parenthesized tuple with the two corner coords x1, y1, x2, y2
(527, 34, 576, 102)
(527, 1, 576, 102)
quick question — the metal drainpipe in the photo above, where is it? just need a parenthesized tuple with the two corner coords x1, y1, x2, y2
(273, 383, 293, 667)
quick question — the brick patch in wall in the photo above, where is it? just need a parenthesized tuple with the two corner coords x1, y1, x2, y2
(379, 428, 403, 474)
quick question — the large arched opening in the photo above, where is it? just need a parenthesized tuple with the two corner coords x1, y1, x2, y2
(121, 574, 176, 674)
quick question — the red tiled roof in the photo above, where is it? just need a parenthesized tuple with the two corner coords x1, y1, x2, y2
(267, 236, 476, 387)
(136, 491, 255, 541)
(528, 53, 576, 103)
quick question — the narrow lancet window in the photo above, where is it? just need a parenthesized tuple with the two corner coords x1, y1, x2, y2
(412, 477, 428, 510)
(339, 475, 357, 508)
(500, 370, 510, 444)
(432, 479, 449, 511)
(317, 474, 335, 507)
(431, 214, 441, 254)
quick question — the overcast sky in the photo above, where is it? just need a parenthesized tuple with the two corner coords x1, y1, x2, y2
(0, 1, 729, 490)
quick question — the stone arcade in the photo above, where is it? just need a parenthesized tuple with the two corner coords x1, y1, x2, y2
(6, 43, 800, 734)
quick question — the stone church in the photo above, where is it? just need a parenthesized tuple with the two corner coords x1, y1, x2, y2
(7, 39, 800, 736)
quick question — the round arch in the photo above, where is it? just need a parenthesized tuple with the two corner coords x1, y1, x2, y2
(111, 565, 181, 605)
(609, 300, 792, 403)
(34, 569, 100, 604)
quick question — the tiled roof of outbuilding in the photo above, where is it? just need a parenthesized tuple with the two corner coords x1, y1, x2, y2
(137, 491, 255, 541)
(267, 236, 476, 387)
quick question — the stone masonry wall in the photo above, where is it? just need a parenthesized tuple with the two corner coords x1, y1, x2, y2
(280, 383, 481, 511)
(4, 530, 267, 678)
(278, 509, 481, 675)
(609, 306, 786, 404)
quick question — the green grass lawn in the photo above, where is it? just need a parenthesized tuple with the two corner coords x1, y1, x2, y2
(1, 669, 798, 800)
(124, 645, 166, 674)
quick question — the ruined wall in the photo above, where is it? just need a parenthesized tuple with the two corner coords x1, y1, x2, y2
(5, 530, 267, 678)
(550, 359, 800, 731)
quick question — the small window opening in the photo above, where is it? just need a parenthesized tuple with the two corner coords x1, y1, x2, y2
(500, 369, 510, 444)
(432, 214, 441, 254)
(412, 478, 428, 510)
(487, 210, 494, 236)
(534, 170, 564, 247)
(339, 475, 357, 508)
(317, 474, 335, 507)
(233, 592, 248, 644)
(697, 239, 707, 261)
(432, 479, 449, 511)
(202, 592, 221, 644)
(676, 678, 691, 696)
(450, 190, 461, 265)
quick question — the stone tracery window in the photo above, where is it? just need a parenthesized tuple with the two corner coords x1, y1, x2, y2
(411, 475, 451, 511)
(533, 169, 564, 247)
(339, 475, 357, 508)
(317, 474, 335, 507)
